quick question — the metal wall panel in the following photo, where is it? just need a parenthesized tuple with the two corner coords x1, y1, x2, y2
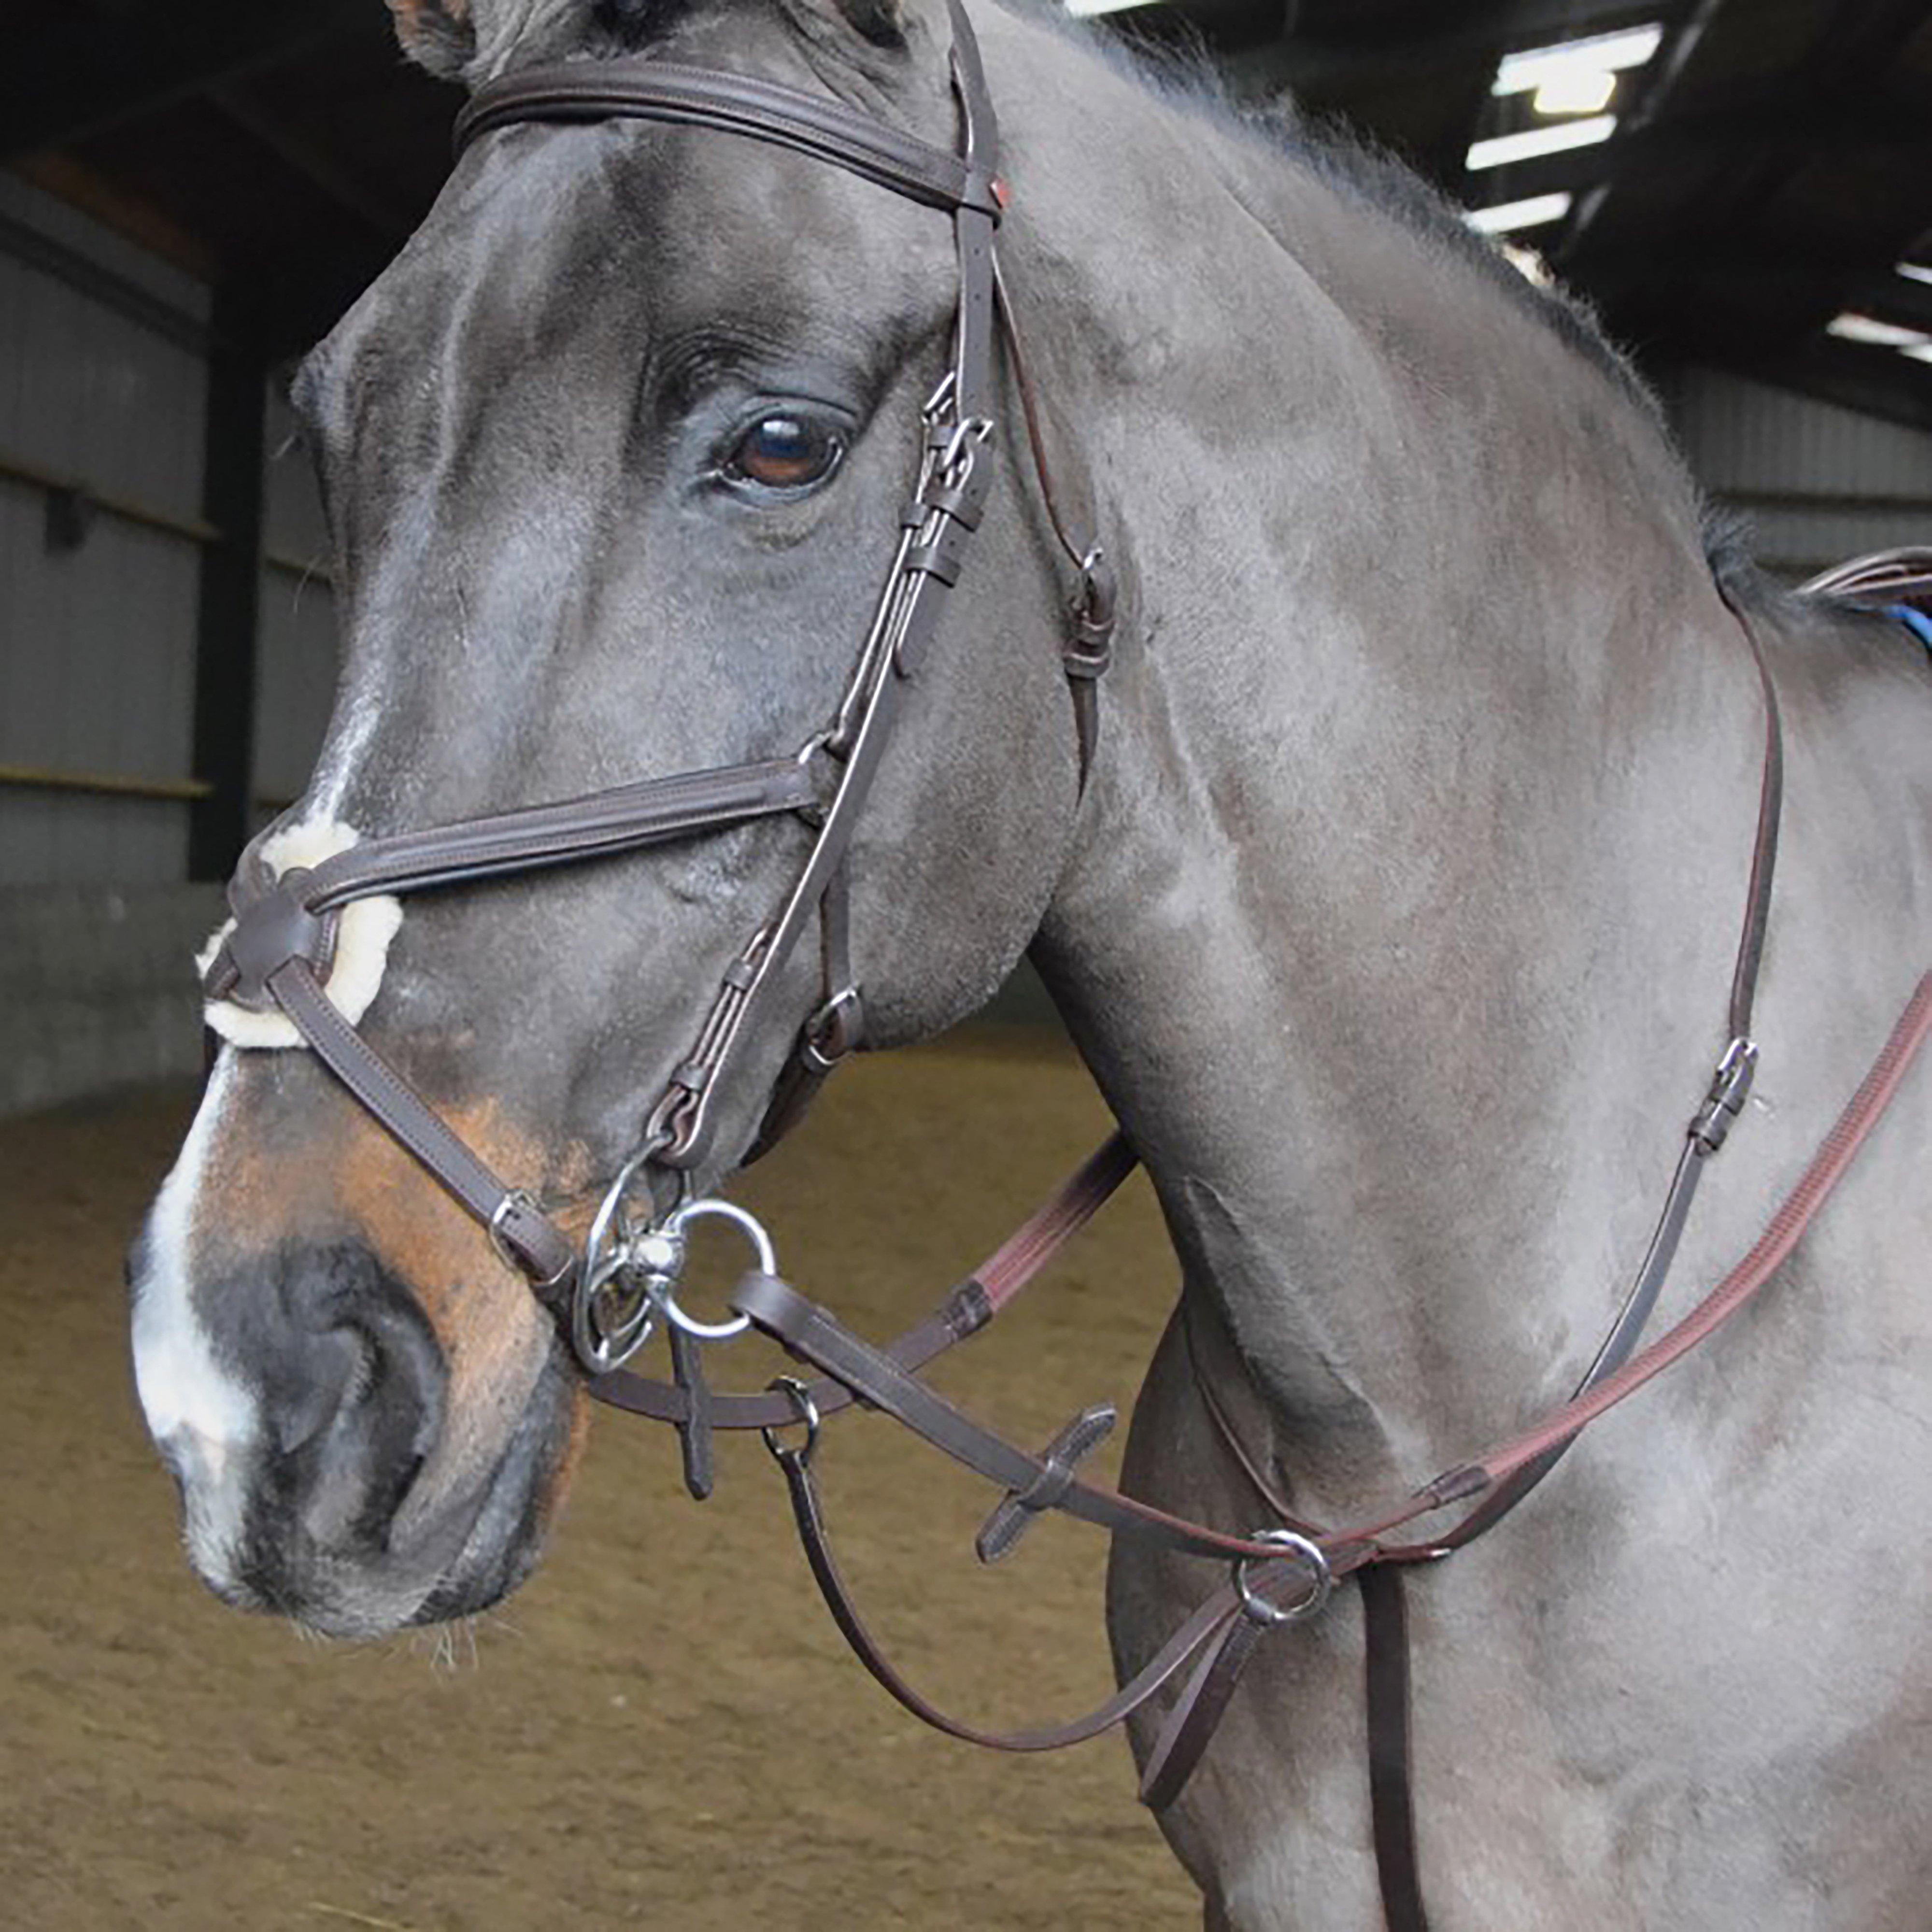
(253, 390, 337, 819)
(1671, 367, 1932, 580)
(0, 178, 210, 886)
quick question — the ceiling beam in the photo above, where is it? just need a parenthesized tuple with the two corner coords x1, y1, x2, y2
(1587, 0, 1932, 289)
(1, 0, 375, 163)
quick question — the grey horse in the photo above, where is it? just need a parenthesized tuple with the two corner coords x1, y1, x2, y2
(127, 0, 1932, 1923)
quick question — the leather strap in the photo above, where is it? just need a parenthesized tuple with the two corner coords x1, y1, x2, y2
(1361, 1566, 1429, 1932)
(718, 963, 1930, 1831)
(1427, 969, 1932, 1500)
(993, 256, 1117, 782)
(587, 1127, 1134, 1427)
(772, 1434, 1250, 1752)
(202, 754, 824, 1289)
(456, 57, 1001, 216)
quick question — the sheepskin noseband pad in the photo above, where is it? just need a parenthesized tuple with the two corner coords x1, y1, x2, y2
(198, 821, 404, 1051)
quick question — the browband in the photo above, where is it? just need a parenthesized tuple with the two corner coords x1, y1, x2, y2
(455, 56, 1003, 217)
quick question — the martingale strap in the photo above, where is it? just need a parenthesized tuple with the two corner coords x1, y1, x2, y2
(546, 582, 1931, 1932)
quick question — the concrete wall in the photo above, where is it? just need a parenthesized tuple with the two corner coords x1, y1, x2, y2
(254, 387, 337, 823)
(0, 882, 221, 1114)
(0, 182, 344, 1116)
(0, 175, 212, 887)
(1669, 366, 1932, 580)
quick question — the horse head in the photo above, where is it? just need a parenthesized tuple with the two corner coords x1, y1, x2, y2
(129, 0, 1088, 1637)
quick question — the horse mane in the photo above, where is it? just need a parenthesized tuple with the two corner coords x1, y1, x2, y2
(1034, 14, 1762, 592)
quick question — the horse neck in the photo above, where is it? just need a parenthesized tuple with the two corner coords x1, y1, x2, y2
(1009, 39, 1772, 1497)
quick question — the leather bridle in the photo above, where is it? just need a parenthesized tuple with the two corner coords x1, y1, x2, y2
(203, 0, 1114, 1369)
(196, 7, 1932, 1923)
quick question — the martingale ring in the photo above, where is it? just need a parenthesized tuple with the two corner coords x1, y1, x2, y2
(1233, 1528, 1334, 1627)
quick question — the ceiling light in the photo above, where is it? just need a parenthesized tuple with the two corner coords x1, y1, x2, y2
(1534, 69, 1618, 115)
(1899, 263, 1932, 286)
(1902, 344, 1932, 365)
(1467, 117, 1616, 171)
(1827, 313, 1931, 350)
(1466, 192, 1575, 235)
(1494, 26, 1665, 96)
(1063, 0, 1146, 15)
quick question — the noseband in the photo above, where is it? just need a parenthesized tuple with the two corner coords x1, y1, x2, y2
(203, 0, 1115, 1365)
(197, 12, 1932, 1927)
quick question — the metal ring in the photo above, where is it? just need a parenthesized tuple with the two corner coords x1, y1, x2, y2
(487, 1188, 542, 1274)
(583, 1138, 665, 1283)
(647, 1196, 777, 1342)
(759, 1376, 821, 1466)
(1233, 1528, 1333, 1627)
(570, 1249, 656, 1375)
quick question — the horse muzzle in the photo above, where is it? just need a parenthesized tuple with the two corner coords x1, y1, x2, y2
(131, 1233, 573, 1636)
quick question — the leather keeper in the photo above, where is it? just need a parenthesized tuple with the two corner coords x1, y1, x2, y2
(212, 873, 340, 1011)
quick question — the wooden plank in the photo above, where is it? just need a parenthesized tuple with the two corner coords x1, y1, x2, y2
(0, 764, 212, 804)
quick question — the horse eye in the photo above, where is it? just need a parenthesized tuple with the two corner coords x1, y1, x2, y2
(723, 414, 845, 492)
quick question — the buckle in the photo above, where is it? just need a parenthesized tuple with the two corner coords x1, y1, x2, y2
(802, 987, 864, 1073)
(1690, 1037, 1758, 1153)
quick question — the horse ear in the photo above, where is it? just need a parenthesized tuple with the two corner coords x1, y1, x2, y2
(385, 0, 478, 79)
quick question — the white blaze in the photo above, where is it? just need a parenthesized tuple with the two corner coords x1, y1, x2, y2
(130, 1052, 258, 1572)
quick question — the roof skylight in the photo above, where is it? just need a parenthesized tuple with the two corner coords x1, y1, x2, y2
(1827, 313, 1931, 350)
(1825, 312, 1932, 375)
(1492, 27, 1666, 98)
(1466, 192, 1575, 235)
(1467, 117, 1617, 171)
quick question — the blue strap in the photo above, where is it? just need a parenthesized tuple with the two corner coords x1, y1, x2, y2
(1889, 604, 1932, 655)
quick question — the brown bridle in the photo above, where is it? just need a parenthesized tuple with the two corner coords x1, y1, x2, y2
(203, 0, 1115, 1371)
(196, 7, 1932, 1923)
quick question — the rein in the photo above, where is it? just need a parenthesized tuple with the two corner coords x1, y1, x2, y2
(194, 0, 1932, 1917)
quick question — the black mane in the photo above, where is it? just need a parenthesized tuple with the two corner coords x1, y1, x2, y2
(1083, 16, 1758, 586)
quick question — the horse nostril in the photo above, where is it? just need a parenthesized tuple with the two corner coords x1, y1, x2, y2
(272, 1326, 366, 1455)
(255, 1248, 449, 1548)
